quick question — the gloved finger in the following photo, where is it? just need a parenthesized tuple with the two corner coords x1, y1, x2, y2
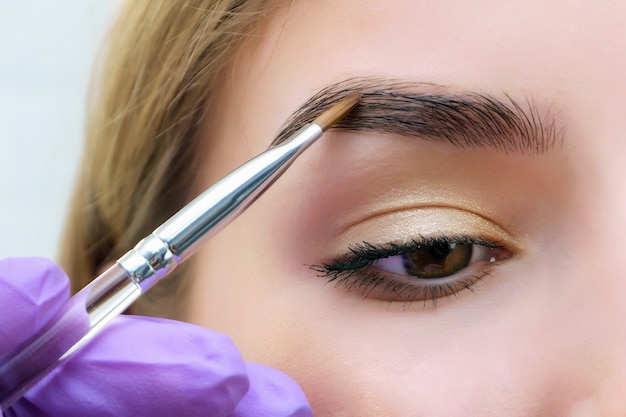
(229, 363, 313, 417)
(13, 315, 249, 417)
(0, 258, 69, 353)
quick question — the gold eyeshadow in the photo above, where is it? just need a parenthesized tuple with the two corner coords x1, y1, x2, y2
(335, 206, 523, 256)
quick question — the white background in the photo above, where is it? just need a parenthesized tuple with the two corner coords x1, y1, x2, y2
(0, 2, 119, 259)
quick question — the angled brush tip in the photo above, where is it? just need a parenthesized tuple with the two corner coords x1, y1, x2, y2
(313, 95, 360, 131)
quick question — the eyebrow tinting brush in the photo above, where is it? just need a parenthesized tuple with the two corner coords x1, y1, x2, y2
(0, 95, 360, 410)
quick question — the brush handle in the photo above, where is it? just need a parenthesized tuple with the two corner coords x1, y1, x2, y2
(152, 123, 323, 263)
(0, 122, 323, 410)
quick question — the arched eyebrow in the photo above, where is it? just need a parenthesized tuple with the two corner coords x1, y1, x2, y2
(272, 77, 562, 154)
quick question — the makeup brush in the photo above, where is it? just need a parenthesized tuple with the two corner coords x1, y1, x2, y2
(0, 94, 360, 410)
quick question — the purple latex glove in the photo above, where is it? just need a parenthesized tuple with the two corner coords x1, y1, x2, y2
(0, 258, 312, 417)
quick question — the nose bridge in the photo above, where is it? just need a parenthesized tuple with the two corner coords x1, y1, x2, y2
(569, 94, 626, 260)
(560, 123, 626, 414)
(582, 128, 626, 269)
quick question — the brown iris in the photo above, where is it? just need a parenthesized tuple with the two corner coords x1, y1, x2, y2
(403, 242, 472, 279)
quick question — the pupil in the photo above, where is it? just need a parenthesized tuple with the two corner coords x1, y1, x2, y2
(404, 241, 472, 279)
(428, 241, 453, 260)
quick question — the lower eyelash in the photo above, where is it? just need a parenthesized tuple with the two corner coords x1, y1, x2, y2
(310, 264, 496, 308)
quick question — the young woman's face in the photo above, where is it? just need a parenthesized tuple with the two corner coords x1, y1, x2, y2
(186, 0, 626, 414)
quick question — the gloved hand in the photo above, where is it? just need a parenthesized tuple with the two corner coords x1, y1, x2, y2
(0, 257, 312, 417)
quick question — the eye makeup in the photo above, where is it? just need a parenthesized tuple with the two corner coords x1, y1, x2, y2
(311, 235, 510, 306)
(309, 206, 517, 307)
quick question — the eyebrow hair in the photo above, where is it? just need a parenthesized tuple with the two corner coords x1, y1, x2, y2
(272, 77, 562, 154)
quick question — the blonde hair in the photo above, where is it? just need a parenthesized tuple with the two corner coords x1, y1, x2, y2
(59, 0, 278, 318)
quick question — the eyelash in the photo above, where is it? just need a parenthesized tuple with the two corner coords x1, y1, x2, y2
(309, 235, 511, 307)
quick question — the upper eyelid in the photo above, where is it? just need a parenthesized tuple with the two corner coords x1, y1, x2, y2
(335, 205, 524, 260)
(356, 236, 503, 257)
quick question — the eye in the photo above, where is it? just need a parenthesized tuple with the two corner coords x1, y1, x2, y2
(373, 241, 494, 279)
(310, 236, 512, 305)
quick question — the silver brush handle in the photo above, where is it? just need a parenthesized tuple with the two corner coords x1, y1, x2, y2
(0, 122, 322, 410)
(118, 122, 322, 290)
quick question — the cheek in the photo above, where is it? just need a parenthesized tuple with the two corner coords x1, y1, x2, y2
(185, 205, 564, 415)
(183, 167, 617, 416)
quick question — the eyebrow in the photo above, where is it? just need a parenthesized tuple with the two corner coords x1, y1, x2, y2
(272, 77, 562, 154)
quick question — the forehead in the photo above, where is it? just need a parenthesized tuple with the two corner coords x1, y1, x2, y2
(204, 0, 625, 166)
(239, 0, 624, 86)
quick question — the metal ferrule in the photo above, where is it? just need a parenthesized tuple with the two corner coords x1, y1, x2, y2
(118, 234, 178, 291)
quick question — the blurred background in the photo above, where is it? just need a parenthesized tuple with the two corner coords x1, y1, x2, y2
(0, 2, 119, 259)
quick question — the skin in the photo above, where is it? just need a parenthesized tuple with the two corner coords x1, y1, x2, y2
(183, 0, 626, 415)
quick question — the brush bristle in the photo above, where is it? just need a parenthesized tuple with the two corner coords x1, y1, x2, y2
(313, 95, 360, 131)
